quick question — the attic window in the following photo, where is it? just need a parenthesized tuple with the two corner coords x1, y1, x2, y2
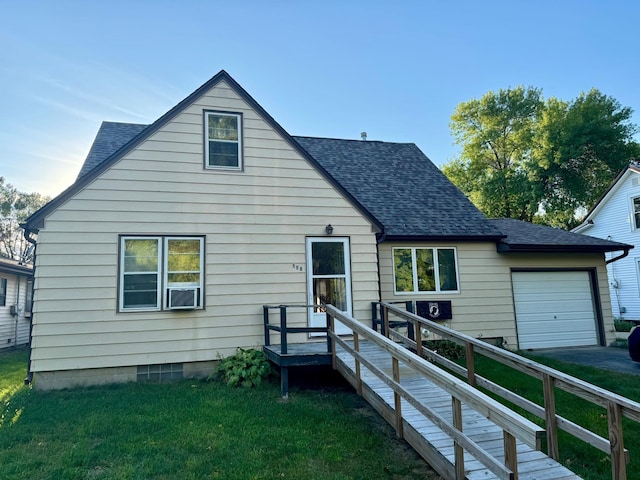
(204, 111, 242, 170)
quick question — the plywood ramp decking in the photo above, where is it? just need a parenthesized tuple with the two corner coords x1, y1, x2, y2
(334, 340, 581, 480)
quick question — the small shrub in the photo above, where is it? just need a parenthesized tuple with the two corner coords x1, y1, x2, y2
(213, 348, 272, 388)
(614, 319, 636, 332)
(423, 339, 465, 361)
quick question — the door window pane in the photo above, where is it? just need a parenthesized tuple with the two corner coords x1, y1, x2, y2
(313, 278, 347, 312)
(312, 242, 345, 275)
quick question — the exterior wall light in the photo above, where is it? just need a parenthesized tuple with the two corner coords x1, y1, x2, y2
(325, 224, 334, 235)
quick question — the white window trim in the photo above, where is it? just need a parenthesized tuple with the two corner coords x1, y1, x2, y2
(204, 111, 243, 171)
(392, 246, 460, 295)
(119, 236, 204, 312)
(629, 194, 640, 231)
(120, 236, 162, 312)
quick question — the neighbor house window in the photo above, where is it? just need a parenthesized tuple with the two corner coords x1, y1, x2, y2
(119, 236, 204, 311)
(393, 247, 459, 294)
(633, 196, 640, 229)
(0, 278, 6, 306)
(204, 111, 242, 170)
(25, 280, 33, 314)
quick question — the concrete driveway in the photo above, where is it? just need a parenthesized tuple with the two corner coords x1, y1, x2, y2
(531, 346, 640, 376)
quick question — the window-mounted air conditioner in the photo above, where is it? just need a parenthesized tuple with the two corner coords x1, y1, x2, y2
(168, 288, 198, 310)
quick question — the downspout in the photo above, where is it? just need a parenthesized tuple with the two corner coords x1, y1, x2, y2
(22, 226, 37, 385)
(605, 248, 630, 265)
(13, 273, 20, 347)
(375, 231, 387, 304)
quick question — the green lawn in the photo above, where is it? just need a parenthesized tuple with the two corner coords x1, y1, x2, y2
(470, 352, 640, 480)
(4, 347, 640, 480)
(0, 348, 437, 480)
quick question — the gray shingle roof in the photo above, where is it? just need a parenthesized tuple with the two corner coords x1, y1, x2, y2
(293, 136, 503, 239)
(20, 67, 631, 254)
(78, 122, 148, 179)
(489, 218, 631, 253)
(63, 123, 632, 254)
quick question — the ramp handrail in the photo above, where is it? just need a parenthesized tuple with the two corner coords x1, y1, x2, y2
(326, 304, 545, 480)
(378, 301, 640, 480)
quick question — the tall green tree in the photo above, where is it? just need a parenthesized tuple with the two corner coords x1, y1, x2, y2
(445, 86, 544, 221)
(0, 177, 49, 262)
(444, 87, 640, 229)
(533, 89, 640, 227)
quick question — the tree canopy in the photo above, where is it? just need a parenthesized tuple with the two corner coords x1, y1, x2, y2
(0, 177, 49, 262)
(443, 87, 640, 229)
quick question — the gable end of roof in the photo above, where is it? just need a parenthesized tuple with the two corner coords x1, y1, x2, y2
(25, 71, 383, 233)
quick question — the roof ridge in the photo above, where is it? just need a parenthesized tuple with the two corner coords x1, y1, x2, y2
(292, 135, 414, 145)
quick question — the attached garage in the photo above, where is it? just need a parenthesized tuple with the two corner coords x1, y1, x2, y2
(512, 270, 601, 349)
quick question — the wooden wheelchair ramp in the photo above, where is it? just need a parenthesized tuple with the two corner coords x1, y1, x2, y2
(334, 339, 579, 480)
(326, 304, 581, 480)
(263, 302, 640, 479)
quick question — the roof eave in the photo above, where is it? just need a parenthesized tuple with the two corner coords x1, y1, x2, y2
(0, 262, 33, 276)
(497, 243, 634, 254)
(381, 233, 506, 243)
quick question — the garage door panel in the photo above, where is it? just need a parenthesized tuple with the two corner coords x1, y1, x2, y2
(513, 271, 599, 349)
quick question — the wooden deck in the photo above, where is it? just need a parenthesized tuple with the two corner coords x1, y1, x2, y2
(333, 339, 581, 480)
(263, 342, 332, 398)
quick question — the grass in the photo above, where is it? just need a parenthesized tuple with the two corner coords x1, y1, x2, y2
(468, 352, 640, 480)
(0, 348, 438, 480)
(5, 346, 640, 480)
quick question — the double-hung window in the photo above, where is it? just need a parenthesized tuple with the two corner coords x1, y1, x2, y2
(120, 236, 204, 311)
(632, 196, 640, 229)
(204, 111, 242, 170)
(0, 278, 6, 306)
(393, 247, 459, 294)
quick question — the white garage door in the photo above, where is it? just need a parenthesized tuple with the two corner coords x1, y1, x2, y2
(512, 271, 599, 349)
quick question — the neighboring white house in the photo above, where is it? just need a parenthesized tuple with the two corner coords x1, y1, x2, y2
(574, 164, 640, 320)
(0, 257, 33, 350)
(24, 70, 630, 390)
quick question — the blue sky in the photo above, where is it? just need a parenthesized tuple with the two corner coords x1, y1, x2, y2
(2, 1, 639, 197)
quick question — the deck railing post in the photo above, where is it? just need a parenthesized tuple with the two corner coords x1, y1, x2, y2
(383, 304, 390, 339)
(452, 396, 465, 480)
(354, 332, 362, 395)
(279, 306, 287, 355)
(325, 311, 333, 359)
(542, 374, 559, 459)
(405, 301, 415, 340)
(263, 305, 271, 347)
(608, 401, 626, 480)
(331, 314, 338, 370)
(504, 431, 518, 480)
(392, 357, 403, 438)
(466, 343, 476, 387)
(414, 319, 423, 358)
(371, 302, 379, 332)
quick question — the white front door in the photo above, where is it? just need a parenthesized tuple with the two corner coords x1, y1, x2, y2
(306, 237, 352, 335)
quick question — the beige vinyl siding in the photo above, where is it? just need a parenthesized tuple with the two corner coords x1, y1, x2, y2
(379, 241, 614, 349)
(0, 274, 31, 350)
(31, 80, 379, 374)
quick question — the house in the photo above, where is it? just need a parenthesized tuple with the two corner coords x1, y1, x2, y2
(23, 70, 630, 390)
(573, 163, 640, 319)
(0, 257, 33, 350)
